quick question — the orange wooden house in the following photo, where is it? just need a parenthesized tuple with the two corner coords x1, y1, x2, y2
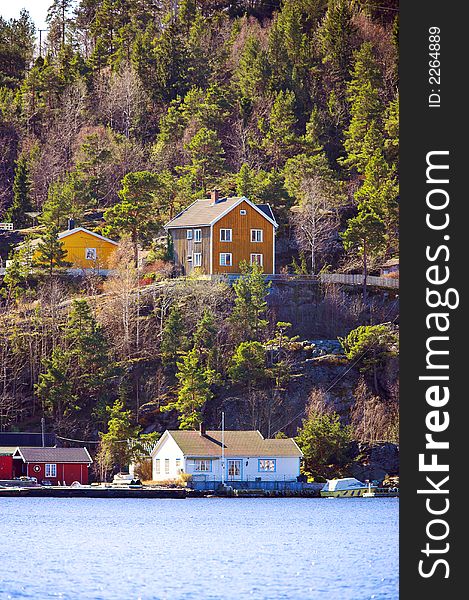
(165, 191, 278, 275)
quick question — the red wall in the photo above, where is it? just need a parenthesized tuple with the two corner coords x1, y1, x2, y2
(0, 455, 13, 479)
(27, 462, 89, 485)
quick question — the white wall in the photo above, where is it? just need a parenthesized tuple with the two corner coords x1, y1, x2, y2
(181, 454, 300, 482)
(151, 433, 185, 481)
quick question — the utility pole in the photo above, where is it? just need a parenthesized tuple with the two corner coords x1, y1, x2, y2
(41, 417, 45, 447)
(221, 411, 225, 486)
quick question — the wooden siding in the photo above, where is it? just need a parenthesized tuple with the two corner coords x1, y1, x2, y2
(212, 200, 275, 274)
(170, 226, 211, 274)
(33, 230, 117, 270)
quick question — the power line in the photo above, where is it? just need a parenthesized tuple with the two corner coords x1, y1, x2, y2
(271, 297, 400, 436)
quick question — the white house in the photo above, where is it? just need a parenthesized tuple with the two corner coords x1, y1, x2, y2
(150, 426, 303, 483)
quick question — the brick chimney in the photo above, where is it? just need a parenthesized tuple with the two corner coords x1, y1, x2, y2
(210, 189, 220, 204)
(199, 422, 206, 436)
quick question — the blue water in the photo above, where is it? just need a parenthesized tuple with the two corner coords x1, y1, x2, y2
(0, 497, 398, 600)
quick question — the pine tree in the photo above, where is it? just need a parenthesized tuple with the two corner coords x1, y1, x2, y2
(97, 397, 140, 477)
(318, 0, 355, 82)
(355, 148, 399, 251)
(236, 35, 269, 104)
(163, 348, 215, 429)
(6, 155, 33, 228)
(35, 347, 78, 433)
(66, 299, 114, 413)
(104, 171, 160, 266)
(341, 208, 386, 301)
(263, 89, 298, 166)
(161, 305, 186, 366)
(181, 127, 225, 193)
(236, 163, 257, 199)
(193, 309, 218, 370)
(384, 95, 399, 169)
(342, 43, 384, 173)
(34, 225, 70, 275)
(231, 261, 271, 340)
(2, 244, 31, 302)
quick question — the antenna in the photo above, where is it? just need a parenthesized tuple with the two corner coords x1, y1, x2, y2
(221, 411, 225, 486)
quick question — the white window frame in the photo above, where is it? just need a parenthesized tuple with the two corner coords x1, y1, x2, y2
(220, 228, 232, 242)
(258, 459, 276, 472)
(85, 248, 97, 261)
(219, 253, 232, 267)
(251, 229, 263, 243)
(240, 209, 247, 215)
(165, 458, 170, 474)
(193, 252, 202, 267)
(194, 228, 202, 242)
(45, 464, 57, 478)
(176, 458, 181, 472)
(155, 459, 161, 474)
(250, 253, 263, 266)
(194, 459, 211, 472)
(186, 229, 193, 240)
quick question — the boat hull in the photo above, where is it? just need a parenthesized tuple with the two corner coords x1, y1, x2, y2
(320, 487, 371, 498)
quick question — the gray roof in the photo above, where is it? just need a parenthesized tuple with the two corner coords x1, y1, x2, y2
(165, 197, 277, 228)
(165, 430, 302, 458)
(14, 447, 92, 464)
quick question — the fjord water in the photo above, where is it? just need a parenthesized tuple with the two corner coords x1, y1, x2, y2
(1, 497, 398, 600)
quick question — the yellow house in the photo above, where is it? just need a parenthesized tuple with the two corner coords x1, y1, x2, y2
(58, 227, 118, 271)
(29, 226, 118, 273)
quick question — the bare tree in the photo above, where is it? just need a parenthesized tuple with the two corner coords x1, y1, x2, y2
(291, 177, 340, 274)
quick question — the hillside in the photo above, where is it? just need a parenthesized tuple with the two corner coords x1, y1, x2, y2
(0, 0, 399, 479)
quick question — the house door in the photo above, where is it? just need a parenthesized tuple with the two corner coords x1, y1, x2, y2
(227, 459, 242, 481)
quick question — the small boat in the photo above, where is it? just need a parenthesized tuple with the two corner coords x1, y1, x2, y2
(320, 477, 375, 498)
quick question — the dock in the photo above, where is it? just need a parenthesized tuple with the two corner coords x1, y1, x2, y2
(0, 486, 187, 499)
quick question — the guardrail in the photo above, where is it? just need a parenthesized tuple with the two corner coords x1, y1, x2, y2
(319, 273, 399, 289)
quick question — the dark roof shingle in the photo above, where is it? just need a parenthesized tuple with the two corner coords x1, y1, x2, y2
(15, 447, 92, 464)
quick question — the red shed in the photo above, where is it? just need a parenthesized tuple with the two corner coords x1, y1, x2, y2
(13, 447, 93, 485)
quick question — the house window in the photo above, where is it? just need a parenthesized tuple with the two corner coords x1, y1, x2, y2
(220, 229, 232, 242)
(194, 459, 211, 472)
(45, 464, 57, 478)
(85, 248, 97, 260)
(240, 209, 247, 215)
(193, 253, 202, 267)
(187, 229, 193, 240)
(251, 229, 263, 243)
(258, 459, 276, 472)
(187, 255, 192, 262)
(194, 229, 202, 242)
(176, 458, 181, 472)
(155, 459, 161, 474)
(219, 253, 232, 267)
(165, 458, 170, 474)
(250, 253, 263, 266)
